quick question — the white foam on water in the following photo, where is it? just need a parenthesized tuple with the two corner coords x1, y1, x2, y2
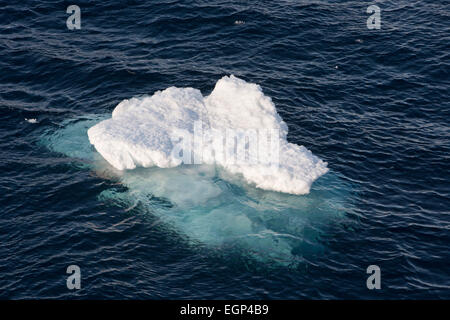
(87, 76, 328, 195)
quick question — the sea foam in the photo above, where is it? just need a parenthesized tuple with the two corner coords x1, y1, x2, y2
(88, 76, 328, 195)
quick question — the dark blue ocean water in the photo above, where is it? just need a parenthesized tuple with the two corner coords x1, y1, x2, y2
(0, 0, 449, 299)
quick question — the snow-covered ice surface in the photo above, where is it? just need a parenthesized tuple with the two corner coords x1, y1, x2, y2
(88, 76, 328, 195)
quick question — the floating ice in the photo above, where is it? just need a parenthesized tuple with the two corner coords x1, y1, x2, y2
(25, 118, 38, 123)
(88, 76, 328, 194)
(40, 77, 350, 265)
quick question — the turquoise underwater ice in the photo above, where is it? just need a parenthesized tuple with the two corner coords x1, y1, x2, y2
(41, 115, 353, 266)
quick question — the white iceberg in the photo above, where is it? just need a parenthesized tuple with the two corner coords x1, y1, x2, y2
(88, 75, 328, 194)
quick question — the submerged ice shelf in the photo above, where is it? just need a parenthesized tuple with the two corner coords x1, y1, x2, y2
(88, 76, 328, 195)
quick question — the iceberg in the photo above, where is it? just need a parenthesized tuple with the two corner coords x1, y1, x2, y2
(88, 75, 328, 194)
(39, 76, 352, 265)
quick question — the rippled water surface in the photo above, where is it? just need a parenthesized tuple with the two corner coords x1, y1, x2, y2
(0, 0, 449, 299)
